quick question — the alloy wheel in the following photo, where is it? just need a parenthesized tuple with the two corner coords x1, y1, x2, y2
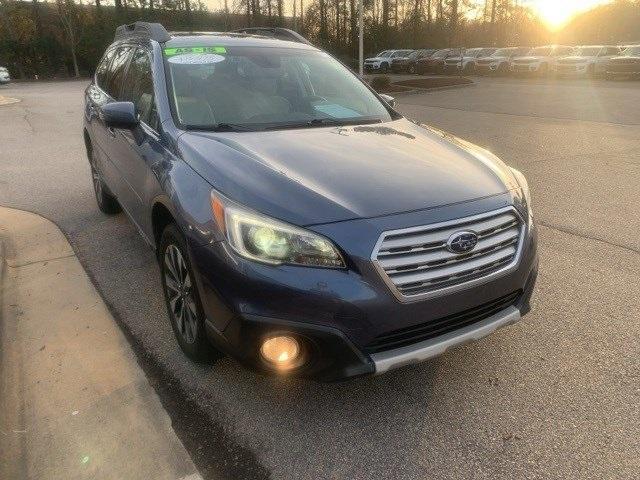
(164, 244, 198, 344)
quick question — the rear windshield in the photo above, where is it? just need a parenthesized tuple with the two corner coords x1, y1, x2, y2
(577, 47, 601, 56)
(622, 46, 640, 56)
(164, 46, 393, 131)
(531, 47, 552, 56)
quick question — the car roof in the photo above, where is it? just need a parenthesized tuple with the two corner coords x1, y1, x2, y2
(163, 32, 318, 50)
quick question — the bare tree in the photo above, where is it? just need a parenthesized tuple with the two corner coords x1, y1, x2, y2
(55, 0, 81, 77)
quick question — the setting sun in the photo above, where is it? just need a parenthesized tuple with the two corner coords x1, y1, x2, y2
(525, 0, 613, 30)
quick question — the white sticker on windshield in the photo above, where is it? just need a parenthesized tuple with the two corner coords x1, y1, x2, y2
(168, 53, 226, 65)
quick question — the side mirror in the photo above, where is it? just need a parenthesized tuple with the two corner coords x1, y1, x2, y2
(99, 101, 138, 129)
(380, 94, 396, 108)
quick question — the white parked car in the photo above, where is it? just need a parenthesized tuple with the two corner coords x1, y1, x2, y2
(0, 66, 10, 84)
(510, 45, 576, 76)
(475, 47, 531, 75)
(443, 48, 496, 73)
(555, 45, 621, 76)
(364, 50, 411, 73)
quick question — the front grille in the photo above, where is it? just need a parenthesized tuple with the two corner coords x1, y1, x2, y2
(372, 207, 524, 300)
(365, 290, 522, 354)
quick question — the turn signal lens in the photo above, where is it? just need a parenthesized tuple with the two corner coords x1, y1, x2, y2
(260, 336, 301, 370)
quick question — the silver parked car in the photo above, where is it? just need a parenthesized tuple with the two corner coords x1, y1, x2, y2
(0, 66, 10, 84)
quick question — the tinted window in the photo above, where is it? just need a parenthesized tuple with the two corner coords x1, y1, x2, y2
(123, 48, 158, 129)
(105, 46, 134, 99)
(96, 48, 116, 88)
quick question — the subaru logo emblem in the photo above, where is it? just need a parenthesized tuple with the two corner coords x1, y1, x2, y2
(446, 231, 478, 254)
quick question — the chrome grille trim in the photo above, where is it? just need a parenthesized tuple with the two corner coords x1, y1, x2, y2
(371, 207, 526, 302)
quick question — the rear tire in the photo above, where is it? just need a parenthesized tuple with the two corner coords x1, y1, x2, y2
(159, 224, 219, 363)
(87, 144, 121, 215)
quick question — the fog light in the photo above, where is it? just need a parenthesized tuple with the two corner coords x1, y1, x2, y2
(260, 335, 301, 370)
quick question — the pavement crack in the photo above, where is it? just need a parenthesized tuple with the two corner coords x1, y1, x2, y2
(9, 253, 76, 268)
(538, 221, 640, 256)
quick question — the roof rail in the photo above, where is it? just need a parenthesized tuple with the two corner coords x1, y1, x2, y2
(231, 27, 311, 45)
(114, 22, 171, 43)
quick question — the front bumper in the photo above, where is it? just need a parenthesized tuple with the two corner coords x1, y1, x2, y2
(189, 198, 538, 381)
(511, 63, 541, 73)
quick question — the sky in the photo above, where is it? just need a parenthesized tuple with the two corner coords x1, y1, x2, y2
(522, 0, 613, 30)
(202, 0, 614, 31)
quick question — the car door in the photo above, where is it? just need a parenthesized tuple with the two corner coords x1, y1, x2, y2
(597, 47, 620, 73)
(86, 47, 119, 190)
(118, 46, 166, 239)
(97, 45, 139, 217)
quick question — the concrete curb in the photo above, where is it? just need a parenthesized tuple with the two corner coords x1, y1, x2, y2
(0, 207, 203, 480)
(0, 95, 20, 106)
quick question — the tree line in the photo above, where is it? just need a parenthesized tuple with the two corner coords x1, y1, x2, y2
(1, 0, 639, 79)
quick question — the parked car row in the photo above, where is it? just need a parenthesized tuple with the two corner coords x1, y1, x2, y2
(364, 45, 640, 79)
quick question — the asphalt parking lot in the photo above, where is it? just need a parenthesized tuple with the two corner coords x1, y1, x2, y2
(1, 77, 638, 479)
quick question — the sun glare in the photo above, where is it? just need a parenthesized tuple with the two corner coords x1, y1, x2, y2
(526, 0, 612, 30)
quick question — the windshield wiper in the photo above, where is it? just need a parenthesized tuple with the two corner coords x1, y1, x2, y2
(210, 123, 259, 132)
(263, 117, 383, 130)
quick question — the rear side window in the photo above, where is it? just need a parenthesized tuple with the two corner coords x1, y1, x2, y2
(105, 46, 134, 99)
(122, 48, 159, 130)
(95, 48, 116, 88)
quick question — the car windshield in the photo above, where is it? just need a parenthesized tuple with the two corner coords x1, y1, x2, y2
(394, 50, 413, 57)
(464, 48, 483, 57)
(164, 46, 393, 131)
(490, 48, 515, 57)
(531, 47, 552, 56)
(622, 46, 640, 56)
(377, 51, 392, 57)
(577, 47, 602, 56)
(432, 49, 449, 58)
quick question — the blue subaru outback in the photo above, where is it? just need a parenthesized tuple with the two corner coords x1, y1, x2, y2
(83, 22, 538, 381)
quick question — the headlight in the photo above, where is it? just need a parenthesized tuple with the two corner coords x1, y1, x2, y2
(509, 167, 533, 219)
(211, 193, 345, 268)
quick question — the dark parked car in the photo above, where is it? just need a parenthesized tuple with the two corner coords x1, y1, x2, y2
(606, 45, 640, 79)
(392, 49, 435, 74)
(84, 22, 538, 381)
(416, 48, 456, 75)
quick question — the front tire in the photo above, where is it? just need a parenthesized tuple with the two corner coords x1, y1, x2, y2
(159, 224, 218, 362)
(87, 144, 121, 214)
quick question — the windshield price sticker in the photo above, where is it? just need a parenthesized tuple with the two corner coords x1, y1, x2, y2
(164, 46, 227, 56)
(167, 53, 226, 65)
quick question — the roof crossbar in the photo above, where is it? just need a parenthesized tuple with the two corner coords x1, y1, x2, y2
(230, 27, 311, 45)
(114, 22, 171, 43)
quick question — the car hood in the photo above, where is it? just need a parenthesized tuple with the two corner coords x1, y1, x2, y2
(513, 56, 546, 62)
(610, 55, 640, 62)
(559, 55, 593, 62)
(478, 56, 507, 61)
(177, 119, 519, 226)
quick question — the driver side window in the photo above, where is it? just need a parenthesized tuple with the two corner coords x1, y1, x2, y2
(122, 48, 159, 131)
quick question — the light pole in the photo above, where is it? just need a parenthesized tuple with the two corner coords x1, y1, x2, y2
(358, 0, 363, 76)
